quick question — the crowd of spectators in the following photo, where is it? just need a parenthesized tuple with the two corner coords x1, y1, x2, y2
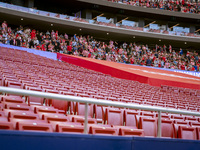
(109, 0, 200, 14)
(0, 21, 200, 72)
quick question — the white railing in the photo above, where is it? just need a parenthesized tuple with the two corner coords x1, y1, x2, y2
(1, 86, 200, 137)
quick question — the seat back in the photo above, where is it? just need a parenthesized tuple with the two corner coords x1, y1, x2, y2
(178, 126, 197, 140)
(161, 119, 174, 138)
(139, 117, 157, 137)
(124, 110, 138, 127)
(105, 108, 123, 126)
(75, 103, 94, 118)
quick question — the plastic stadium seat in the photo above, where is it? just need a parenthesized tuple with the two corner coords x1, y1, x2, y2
(119, 128, 144, 137)
(89, 126, 118, 136)
(124, 110, 138, 127)
(71, 116, 97, 124)
(6, 81, 22, 89)
(0, 121, 14, 130)
(16, 121, 53, 132)
(50, 121, 82, 132)
(56, 122, 84, 134)
(32, 105, 58, 114)
(185, 116, 198, 122)
(44, 89, 60, 106)
(140, 111, 156, 118)
(8, 111, 39, 121)
(39, 113, 69, 123)
(173, 120, 190, 125)
(105, 108, 123, 126)
(173, 124, 190, 138)
(171, 115, 185, 120)
(178, 126, 197, 140)
(161, 119, 174, 138)
(52, 99, 68, 114)
(139, 117, 157, 137)
(75, 103, 94, 118)
(1, 96, 25, 104)
(26, 87, 44, 105)
(94, 105, 105, 124)
(190, 122, 200, 127)
(4, 103, 31, 111)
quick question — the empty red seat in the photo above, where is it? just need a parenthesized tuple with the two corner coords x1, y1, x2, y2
(16, 121, 53, 132)
(4, 103, 31, 111)
(140, 111, 156, 118)
(139, 117, 157, 137)
(171, 115, 185, 120)
(105, 108, 123, 126)
(8, 111, 39, 121)
(44, 89, 60, 106)
(26, 87, 44, 105)
(71, 116, 97, 124)
(89, 126, 118, 136)
(75, 103, 94, 118)
(52, 99, 68, 114)
(119, 128, 144, 137)
(50, 121, 82, 132)
(94, 105, 106, 124)
(32, 105, 58, 114)
(6, 81, 22, 89)
(173, 124, 190, 138)
(1, 96, 25, 104)
(124, 110, 138, 128)
(56, 122, 84, 134)
(161, 119, 174, 138)
(0, 121, 14, 130)
(178, 126, 197, 140)
(39, 113, 69, 123)
(190, 122, 200, 127)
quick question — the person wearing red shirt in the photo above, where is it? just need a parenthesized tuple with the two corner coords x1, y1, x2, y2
(31, 30, 36, 39)
(67, 44, 72, 54)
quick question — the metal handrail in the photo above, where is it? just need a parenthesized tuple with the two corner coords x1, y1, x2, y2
(1, 86, 200, 137)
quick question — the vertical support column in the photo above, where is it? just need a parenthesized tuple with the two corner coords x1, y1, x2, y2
(157, 111, 162, 138)
(190, 25, 196, 33)
(84, 103, 88, 134)
(24, 0, 34, 8)
(138, 19, 145, 28)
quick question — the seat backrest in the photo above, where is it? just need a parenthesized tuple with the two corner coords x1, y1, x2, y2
(27, 87, 44, 105)
(52, 99, 68, 114)
(178, 126, 197, 140)
(75, 103, 94, 118)
(139, 117, 157, 137)
(161, 119, 174, 138)
(173, 124, 190, 138)
(105, 108, 123, 126)
(124, 110, 138, 127)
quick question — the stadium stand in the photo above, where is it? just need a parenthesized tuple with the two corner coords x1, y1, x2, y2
(108, 0, 200, 14)
(0, 0, 200, 149)
(0, 21, 200, 72)
(0, 47, 200, 139)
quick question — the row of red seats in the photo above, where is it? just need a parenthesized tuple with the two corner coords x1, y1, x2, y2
(0, 95, 200, 140)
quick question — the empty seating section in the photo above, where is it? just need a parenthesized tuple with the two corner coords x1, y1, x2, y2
(0, 47, 200, 139)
